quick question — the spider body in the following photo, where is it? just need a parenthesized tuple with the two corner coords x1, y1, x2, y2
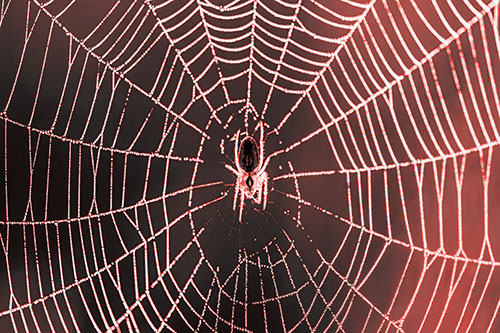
(225, 124, 270, 222)
(239, 137, 258, 172)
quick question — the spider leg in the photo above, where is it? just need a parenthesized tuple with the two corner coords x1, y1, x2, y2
(234, 129, 242, 172)
(225, 164, 239, 175)
(258, 155, 271, 178)
(254, 181, 262, 205)
(233, 181, 240, 211)
(263, 172, 268, 210)
(238, 186, 245, 223)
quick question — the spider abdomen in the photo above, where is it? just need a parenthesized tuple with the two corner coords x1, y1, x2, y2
(239, 136, 259, 173)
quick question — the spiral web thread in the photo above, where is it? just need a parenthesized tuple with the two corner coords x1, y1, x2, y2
(1, 0, 500, 331)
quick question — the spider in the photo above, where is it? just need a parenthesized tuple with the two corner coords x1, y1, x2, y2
(225, 123, 270, 222)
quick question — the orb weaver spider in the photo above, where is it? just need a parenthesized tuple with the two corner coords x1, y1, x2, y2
(225, 123, 270, 222)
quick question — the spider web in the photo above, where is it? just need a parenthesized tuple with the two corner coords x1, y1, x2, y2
(1, 0, 500, 331)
